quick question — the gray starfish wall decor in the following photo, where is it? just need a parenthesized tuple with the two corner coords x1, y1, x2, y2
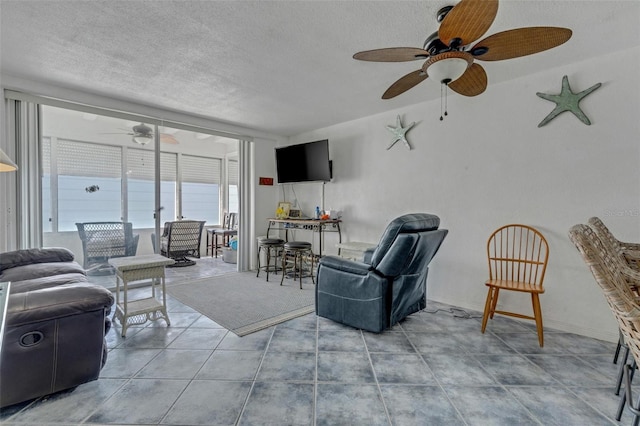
(386, 115, 415, 150)
(536, 75, 601, 127)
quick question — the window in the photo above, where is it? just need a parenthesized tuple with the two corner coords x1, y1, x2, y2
(181, 155, 220, 224)
(126, 148, 177, 227)
(39, 105, 228, 236)
(56, 139, 122, 231)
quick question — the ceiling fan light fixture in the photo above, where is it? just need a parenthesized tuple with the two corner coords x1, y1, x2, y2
(132, 135, 153, 145)
(423, 51, 473, 85)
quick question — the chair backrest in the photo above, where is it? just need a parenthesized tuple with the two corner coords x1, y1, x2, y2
(568, 224, 640, 366)
(164, 220, 205, 252)
(569, 224, 636, 300)
(76, 221, 137, 258)
(220, 213, 239, 230)
(588, 217, 624, 254)
(487, 224, 549, 286)
(228, 213, 238, 230)
(369, 213, 447, 277)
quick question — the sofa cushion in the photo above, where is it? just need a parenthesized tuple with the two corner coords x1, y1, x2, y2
(0, 261, 86, 283)
(0, 248, 75, 273)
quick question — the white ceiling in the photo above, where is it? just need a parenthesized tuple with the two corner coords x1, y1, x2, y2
(1, 0, 638, 137)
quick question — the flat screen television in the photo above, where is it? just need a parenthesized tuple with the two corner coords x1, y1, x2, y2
(275, 139, 331, 183)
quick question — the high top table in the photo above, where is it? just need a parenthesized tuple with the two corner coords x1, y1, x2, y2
(266, 218, 342, 257)
(109, 254, 175, 337)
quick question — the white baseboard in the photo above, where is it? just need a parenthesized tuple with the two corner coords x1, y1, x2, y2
(430, 299, 618, 344)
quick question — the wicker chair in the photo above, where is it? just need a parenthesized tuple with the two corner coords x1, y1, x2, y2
(153, 220, 205, 267)
(481, 224, 549, 347)
(76, 222, 139, 275)
(588, 217, 640, 371)
(569, 224, 640, 424)
(589, 217, 640, 271)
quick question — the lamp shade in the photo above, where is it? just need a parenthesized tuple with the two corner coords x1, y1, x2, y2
(0, 148, 18, 172)
(132, 135, 153, 145)
(423, 51, 473, 84)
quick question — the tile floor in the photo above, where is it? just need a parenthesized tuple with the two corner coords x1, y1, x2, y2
(0, 258, 635, 425)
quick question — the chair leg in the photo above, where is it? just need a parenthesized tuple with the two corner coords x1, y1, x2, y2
(481, 287, 495, 333)
(617, 346, 630, 395)
(615, 336, 623, 364)
(256, 246, 261, 278)
(619, 359, 637, 420)
(531, 293, 544, 347)
(266, 248, 272, 282)
(280, 252, 287, 286)
(623, 362, 640, 424)
(298, 253, 303, 289)
(489, 288, 500, 319)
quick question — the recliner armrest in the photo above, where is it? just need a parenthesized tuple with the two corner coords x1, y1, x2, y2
(0, 248, 75, 273)
(319, 255, 373, 276)
(6, 283, 114, 327)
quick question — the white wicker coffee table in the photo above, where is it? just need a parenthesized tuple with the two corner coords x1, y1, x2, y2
(109, 254, 175, 337)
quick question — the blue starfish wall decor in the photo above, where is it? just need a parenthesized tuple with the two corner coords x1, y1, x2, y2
(386, 115, 415, 150)
(536, 75, 601, 127)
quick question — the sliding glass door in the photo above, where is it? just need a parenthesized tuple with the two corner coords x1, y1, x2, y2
(37, 105, 239, 289)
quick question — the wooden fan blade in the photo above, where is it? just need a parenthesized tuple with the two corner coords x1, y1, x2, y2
(382, 70, 429, 99)
(354, 47, 429, 62)
(471, 27, 572, 61)
(448, 63, 487, 97)
(160, 134, 179, 144)
(439, 0, 498, 47)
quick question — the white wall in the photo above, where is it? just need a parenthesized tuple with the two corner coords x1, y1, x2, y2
(252, 138, 279, 268)
(285, 47, 640, 342)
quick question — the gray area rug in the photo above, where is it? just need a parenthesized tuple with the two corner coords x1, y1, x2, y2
(166, 271, 315, 336)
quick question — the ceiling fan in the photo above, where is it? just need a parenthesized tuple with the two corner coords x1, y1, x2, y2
(353, 0, 572, 100)
(105, 123, 179, 145)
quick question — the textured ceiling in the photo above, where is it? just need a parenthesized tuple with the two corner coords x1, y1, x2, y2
(1, 0, 638, 136)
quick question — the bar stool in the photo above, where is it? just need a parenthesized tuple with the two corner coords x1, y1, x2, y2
(257, 238, 285, 282)
(280, 241, 315, 289)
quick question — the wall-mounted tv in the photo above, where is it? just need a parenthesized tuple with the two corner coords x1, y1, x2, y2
(275, 139, 331, 184)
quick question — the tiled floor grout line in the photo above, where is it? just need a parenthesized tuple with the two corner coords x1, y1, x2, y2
(79, 324, 185, 425)
(490, 326, 622, 425)
(156, 320, 230, 426)
(361, 328, 393, 426)
(234, 326, 276, 425)
(400, 315, 470, 426)
(485, 325, 567, 425)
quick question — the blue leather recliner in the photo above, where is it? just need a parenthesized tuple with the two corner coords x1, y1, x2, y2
(316, 213, 448, 333)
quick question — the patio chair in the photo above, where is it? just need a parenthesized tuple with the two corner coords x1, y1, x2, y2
(153, 220, 205, 267)
(76, 221, 139, 275)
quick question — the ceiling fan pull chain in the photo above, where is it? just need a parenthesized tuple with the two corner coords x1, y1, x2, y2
(440, 83, 444, 121)
(444, 84, 449, 118)
(440, 83, 449, 121)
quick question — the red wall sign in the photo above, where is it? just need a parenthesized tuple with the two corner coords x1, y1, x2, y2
(259, 177, 274, 185)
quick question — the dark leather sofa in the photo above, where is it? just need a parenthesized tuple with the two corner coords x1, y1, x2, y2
(0, 248, 114, 408)
(316, 213, 448, 333)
